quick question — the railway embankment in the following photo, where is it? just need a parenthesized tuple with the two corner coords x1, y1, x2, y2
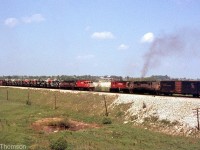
(110, 94, 200, 136)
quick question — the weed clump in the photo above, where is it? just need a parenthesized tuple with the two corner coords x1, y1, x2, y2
(47, 118, 70, 129)
(144, 116, 159, 123)
(102, 117, 112, 124)
(26, 100, 31, 105)
(50, 137, 68, 150)
(160, 119, 171, 125)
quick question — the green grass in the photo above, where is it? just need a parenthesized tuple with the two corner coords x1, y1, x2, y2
(0, 87, 200, 150)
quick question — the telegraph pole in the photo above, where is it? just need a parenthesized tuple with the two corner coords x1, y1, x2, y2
(54, 93, 57, 109)
(193, 108, 200, 130)
(103, 95, 108, 116)
(6, 89, 8, 100)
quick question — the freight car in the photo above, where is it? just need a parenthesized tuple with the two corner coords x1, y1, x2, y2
(59, 80, 76, 90)
(174, 81, 200, 97)
(159, 81, 174, 95)
(154, 81, 200, 97)
(46, 79, 60, 88)
(0, 80, 6, 86)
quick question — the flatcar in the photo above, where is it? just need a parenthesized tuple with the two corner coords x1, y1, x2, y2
(46, 79, 60, 88)
(0, 80, 6, 86)
(59, 80, 76, 90)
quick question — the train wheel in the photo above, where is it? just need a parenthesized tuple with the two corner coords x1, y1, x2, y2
(193, 94, 199, 97)
(129, 89, 133, 94)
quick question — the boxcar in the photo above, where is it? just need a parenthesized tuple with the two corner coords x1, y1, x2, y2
(175, 81, 200, 97)
(159, 81, 175, 95)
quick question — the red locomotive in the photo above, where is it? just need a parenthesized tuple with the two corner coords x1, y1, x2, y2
(75, 80, 95, 91)
(57, 80, 95, 91)
(110, 81, 134, 93)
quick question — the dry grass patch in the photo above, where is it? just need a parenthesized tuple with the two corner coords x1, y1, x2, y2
(32, 117, 100, 133)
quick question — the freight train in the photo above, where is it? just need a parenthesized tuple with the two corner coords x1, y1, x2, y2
(0, 79, 200, 97)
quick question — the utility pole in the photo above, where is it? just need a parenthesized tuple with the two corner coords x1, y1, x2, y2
(193, 108, 200, 130)
(6, 89, 8, 100)
(54, 93, 57, 109)
(103, 95, 108, 116)
(28, 90, 30, 102)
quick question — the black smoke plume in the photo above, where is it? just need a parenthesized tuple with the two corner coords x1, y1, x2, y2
(141, 29, 200, 77)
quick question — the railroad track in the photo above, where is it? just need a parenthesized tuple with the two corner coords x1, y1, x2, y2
(1, 85, 199, 99)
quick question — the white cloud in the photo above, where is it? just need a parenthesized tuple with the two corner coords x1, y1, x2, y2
(22, 14, 45, 23)
(141, 32, 154, 43)
(91, 31, 115, 40)
(4, 14, 45, 28)
(4, 18, 19, 28)
(118, 44, 129, 50)
(76, 54, 95, 60)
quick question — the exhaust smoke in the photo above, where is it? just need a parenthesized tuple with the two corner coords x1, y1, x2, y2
(141, 29, 200, 77)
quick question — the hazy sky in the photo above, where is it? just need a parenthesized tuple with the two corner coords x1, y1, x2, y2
(0, 0, 200, 78)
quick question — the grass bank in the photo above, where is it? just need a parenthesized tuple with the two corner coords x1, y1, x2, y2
(0, 87, 200, 150)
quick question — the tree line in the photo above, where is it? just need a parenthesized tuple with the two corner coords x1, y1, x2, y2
(0, 75, 197, 81)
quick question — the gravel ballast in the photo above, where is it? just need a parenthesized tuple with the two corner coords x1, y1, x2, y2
(110, 94, 200, 136)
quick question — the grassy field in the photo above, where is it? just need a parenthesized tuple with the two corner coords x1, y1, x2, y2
(0, 87, 200, 150)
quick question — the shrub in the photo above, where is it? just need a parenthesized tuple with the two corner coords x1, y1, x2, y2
(48, 118, 70, 129)
(160, 119, 171, 125)
(144, 116, 159, 123)
(102, 117, 112, 124)
(50, 137, 68, 150)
